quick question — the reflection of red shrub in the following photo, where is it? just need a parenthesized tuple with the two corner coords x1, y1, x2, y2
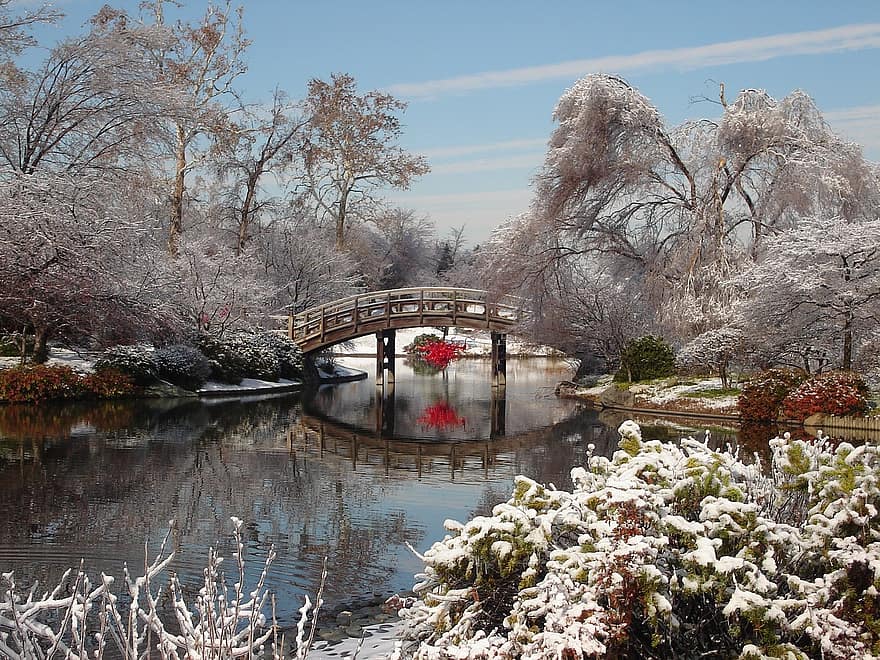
(418, 402, 466, 430)
(781, 371, 869, 421)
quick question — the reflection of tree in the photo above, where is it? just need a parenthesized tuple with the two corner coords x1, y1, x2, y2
(0, 394, 425, 626)
(417, 401, 466, 431)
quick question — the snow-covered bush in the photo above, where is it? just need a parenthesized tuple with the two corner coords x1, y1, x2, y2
(738, 368, 806, 421)
(398, 421, 880, 659)
(258, 332, 304, 380)
(0, 518, 324, 659)
(781, 371, 870, 421)
(154, 344, 212, 391)
(94, 345, 158, 385)
(198, 330, 304, 383)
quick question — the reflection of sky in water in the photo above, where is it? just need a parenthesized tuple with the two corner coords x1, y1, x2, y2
(0, 357, 725, 629)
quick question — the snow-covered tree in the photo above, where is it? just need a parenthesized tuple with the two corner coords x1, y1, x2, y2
(676, 326, 744, 388)
(215, 88, 306, 253)
(488, 74, 880, 364)
(142, 0, 249, 254)
(734, 217, 880, 372)
(0, 0, 60, 58)
(0, 12, 172, 177)
(256, 218, 361, 314)
(0, 173, 179, 361)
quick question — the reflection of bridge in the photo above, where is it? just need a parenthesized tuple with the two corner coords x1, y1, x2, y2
(287, 409, 609, 480)
(288, 288, 526, 387)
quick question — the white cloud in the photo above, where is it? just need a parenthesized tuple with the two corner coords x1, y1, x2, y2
(389, 24, 880, 99)
(430, 153, 543, 175)
(421, 138, 547, 160)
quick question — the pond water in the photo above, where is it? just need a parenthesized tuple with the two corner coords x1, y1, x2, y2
(0, 357, 726, 629)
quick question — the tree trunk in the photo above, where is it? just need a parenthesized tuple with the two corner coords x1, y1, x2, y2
(169, 124, 187, 256)
(842, 260, 853, 371)
(237, 172, 259, 255)
(843, 313, 853, 371)
(32, 326, 50, 364)
(335, 188, 349, 250)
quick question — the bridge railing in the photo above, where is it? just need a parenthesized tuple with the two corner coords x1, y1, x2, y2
(289, 287, 525, 350)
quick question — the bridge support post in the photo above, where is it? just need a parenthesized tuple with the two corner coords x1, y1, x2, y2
(491, 332, 507, 388)
(376, 387, 396, 436)
(490, 385, 506, 439)
(376, 329, 396, 387)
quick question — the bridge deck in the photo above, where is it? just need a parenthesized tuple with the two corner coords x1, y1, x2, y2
(289, 287, 524, 353)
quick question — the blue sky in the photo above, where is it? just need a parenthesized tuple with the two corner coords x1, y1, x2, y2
(28, 1, 880, 244)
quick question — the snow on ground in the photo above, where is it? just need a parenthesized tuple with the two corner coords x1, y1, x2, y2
(0, 347, 96, 372)
(198, 377, 301, 392)
(629, 377, 739, 410)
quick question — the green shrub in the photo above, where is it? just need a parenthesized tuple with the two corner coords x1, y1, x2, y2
(780, 371, 869, 421)
(94, 345, 158, 385)
(0, 334, 32, 358)
(153, 345, 211, 391)
(738, 368, 807, 421)
(0, 365, 86, 402)
(614, 335, 675, 382)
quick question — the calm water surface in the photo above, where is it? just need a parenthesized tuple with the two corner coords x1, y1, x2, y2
(0, 357, 720, 627)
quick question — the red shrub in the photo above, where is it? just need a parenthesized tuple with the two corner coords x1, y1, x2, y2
(406, 336, 466, 371)
(738, 369, 807, 422)
(0, 365, 86, 403)
(781, 371, 869, 421)
(421, 340, 466, 370)
(82, 369, 137, 399)
(0, 365, 137, 403)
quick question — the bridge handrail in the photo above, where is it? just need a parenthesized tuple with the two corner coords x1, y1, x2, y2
(289, 287, 526, 348)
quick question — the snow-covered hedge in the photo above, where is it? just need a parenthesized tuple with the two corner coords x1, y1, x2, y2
(198, 330, 304, 384)
(154, 344, 212, 391)
(94, 344, 158, 385)
(398, 421, 880, 659)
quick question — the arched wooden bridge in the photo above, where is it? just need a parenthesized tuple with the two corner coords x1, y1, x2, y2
(287, 287, 526, 387)
(287, 287, 525, 353)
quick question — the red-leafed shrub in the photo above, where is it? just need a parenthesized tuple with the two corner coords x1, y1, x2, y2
(0, 365, 87, 403)
(417, 401, 466, 430)
(82, 369, 137, 399)
(738, 369, 807, 421)
(0, 365, 137, 403)
(422, 340, 466, 370)
(781, 371, 869, 421)
(405, 334, 466, 371)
